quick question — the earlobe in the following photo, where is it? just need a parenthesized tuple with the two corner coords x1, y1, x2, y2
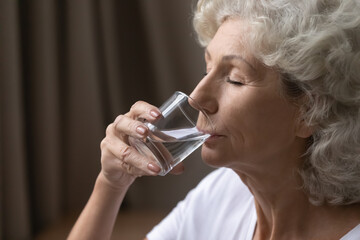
(296, 120, 314, 138)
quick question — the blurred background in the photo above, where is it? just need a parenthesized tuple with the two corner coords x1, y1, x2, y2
(0, 0, 214, 239)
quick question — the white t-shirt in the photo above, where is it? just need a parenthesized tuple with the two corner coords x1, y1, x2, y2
(147, 168, 360, 240)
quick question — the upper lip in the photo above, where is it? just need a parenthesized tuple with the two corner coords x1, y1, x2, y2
(197, 127, 220, 136)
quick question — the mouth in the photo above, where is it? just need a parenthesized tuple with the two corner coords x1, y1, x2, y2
(197, 125, 222, 135)
(202, 134, 224, 147)
(206, 134, 223, 140)
(197, 127, 215, 136)
(196, 126, 225, 146)
(198, 129, 224, 141)
(197, 122, 224, 139)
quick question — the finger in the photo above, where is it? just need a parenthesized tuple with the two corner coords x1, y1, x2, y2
(169, 162, 185, 175)
(125, 101, 161, 121)
(102, 146, 157, 177)
(102, 137, 160, 176)
(100, 151, 137, 186)
(101, 149, 147, 178)
(110, 115, 149, 139)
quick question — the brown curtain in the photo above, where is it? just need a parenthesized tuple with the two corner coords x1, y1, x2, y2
(0, 0, 212, 239)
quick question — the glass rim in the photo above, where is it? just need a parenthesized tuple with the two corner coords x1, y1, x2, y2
(175, 91, 214, 132)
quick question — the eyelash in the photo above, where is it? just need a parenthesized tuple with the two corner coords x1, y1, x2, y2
(203, 73, 244, 86)
(226, 77, 244, 86)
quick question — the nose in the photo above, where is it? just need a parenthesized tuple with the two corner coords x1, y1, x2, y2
(189, 75, 218, 115)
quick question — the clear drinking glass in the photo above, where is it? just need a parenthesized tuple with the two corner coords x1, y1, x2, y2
(129, 91, 213, 176)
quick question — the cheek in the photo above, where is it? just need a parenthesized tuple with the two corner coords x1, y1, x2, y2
(201, 103, 245, 166)
(240, 96, 298, 157)
(200, 88, 299, 166)
(223, 92, 297, 160)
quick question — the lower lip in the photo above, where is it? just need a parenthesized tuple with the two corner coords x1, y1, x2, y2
(204, 135, 223, 145)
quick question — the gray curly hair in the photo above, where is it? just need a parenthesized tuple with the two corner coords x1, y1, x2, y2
(193, 0, 360, 205)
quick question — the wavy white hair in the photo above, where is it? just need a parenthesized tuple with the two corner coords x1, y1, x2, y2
(193, 0, 360, 205)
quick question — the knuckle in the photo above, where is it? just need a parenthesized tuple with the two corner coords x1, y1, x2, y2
(126, 119, 138, 132)
(130, 101, 144, 111)
(124, 163, 143, 177)
(105, 124, 114, 135)
(119, 146, 132, 162)
(109, 115, 127, 134)
(100, 138, 108, 150)
(122, 161, 133, 173)
(114, 115, 126, 126)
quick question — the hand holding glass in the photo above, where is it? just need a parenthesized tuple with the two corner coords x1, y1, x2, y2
(129, 91, 213, 176)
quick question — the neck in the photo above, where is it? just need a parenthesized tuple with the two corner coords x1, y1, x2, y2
(235, 165, 360, 240)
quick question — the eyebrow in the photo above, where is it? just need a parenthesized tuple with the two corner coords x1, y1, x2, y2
(205, 49, 256, 72)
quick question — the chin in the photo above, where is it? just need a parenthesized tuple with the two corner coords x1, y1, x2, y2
(200, 146, 226, 168)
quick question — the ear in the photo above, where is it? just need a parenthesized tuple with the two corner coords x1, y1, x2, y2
(296, 119, 314, 138)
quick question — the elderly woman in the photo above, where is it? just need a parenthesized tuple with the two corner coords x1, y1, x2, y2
(68, 0, 360, 239)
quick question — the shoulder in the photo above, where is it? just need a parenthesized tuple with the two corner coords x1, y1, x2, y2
(180, 167, 254, 219)
(178, 168, 255, 236)
(146, 168, 256, 240)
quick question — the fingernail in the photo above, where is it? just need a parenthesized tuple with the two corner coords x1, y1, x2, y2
(148, 163, 161, 173)
(136, 126, 146, 135)
(150, 110, 160, 118)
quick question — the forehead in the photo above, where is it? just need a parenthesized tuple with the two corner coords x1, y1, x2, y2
(207, 18, 251, 54)
(206, 18, 260, 69)
(205, 18, 284, 90)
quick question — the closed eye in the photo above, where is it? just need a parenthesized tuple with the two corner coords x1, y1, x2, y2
(226, 77, 244, 86)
